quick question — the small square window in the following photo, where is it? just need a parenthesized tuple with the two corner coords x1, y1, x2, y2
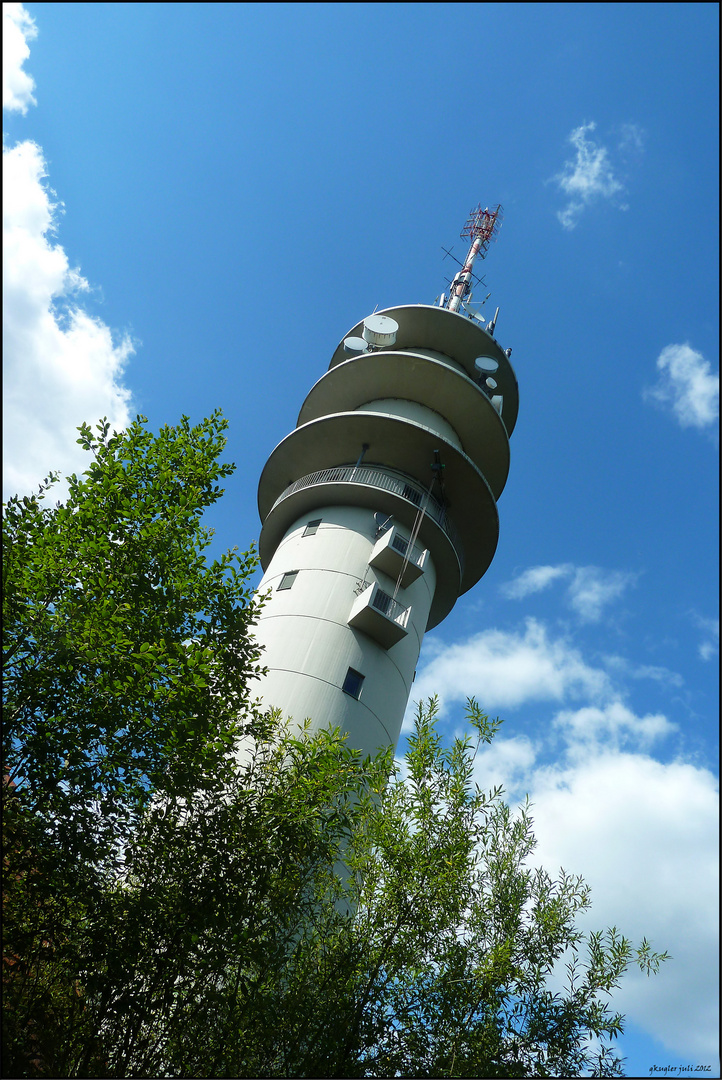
(303, 519, 322, 537)
(277, 571, 298, 591)
(342, 667, 364, 700)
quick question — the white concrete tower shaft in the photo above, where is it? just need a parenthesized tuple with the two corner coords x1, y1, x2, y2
(253, 219, 518, 758)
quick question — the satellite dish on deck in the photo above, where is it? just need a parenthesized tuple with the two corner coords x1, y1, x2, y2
(343, 336, 368, 355)
(362, 314, 399, 347)
(462, 301, 486, 323)
(474, 355, 499, 373)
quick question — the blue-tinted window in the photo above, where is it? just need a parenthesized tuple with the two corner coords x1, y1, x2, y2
(342, 667, 364, 699)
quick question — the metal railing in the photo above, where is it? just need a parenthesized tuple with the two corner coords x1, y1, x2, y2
(390, 530, 424, 568)
(370, 586, 409, 626)
(270, 463, 465, 575)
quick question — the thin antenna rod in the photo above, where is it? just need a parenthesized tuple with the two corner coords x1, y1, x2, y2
(445, 204, 502, 313)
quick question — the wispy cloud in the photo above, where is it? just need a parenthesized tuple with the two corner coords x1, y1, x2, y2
(602, 654, 684, 689)
(500, 563, 637, 622)
(500, 564, 573, 599)
(617, 121, 646, 155)
(553, 121, 628, 230)
(644, 343, 719, 431)
(566, 566, 636, 622)
(691, 614, 719, 662)
(3, 4, 134, 500)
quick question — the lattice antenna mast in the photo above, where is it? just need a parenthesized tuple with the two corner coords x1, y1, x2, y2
(444, 204, 502, 313)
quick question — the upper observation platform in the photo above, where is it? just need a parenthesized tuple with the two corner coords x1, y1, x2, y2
(328, 304, 519, 437)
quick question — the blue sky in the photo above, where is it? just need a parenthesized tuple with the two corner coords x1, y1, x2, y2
(3, 3, 719, 1075)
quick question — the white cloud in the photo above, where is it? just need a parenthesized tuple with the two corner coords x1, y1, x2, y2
(468, 700, 679, 810)
(3, 7, 134, 500)
(461, 699, 718, 1062)
(500, 563, 573, 599)
(3, 2, 37, 114)
(552, 700, 676, 754)
(412, 609, 718, 1062)
(526, 750, 719, 1060)
(566, 565, 636, 622)
(412, 535, 716, 1063)
(467, 734, 538, 798)
(500, 563, 636, 622)
(644, 343, 719, 430)
(407, 618, 612, 726)
(554, 121, 626, 230)
(410, 682, 717, 1061)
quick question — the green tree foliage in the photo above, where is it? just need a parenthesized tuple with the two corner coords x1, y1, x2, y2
(3, 413, 265, 1074)
(3, 416, 667, 1078)
(4, 412, 263, 847)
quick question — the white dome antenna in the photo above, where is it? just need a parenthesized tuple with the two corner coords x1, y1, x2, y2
(362, 314, 399, 348)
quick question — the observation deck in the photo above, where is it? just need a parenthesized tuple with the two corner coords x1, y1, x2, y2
(258, 303, 517, 627)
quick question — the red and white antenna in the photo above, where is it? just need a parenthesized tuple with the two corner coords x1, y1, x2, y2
(443, 203, 502, 314)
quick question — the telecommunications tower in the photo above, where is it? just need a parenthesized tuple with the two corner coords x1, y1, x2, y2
(253, 205, 517, 757)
